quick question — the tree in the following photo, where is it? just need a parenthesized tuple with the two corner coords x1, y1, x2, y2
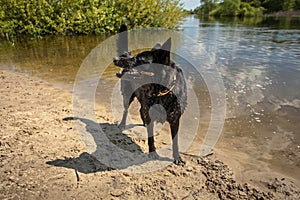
(200, 0, 220, 15)
(296, 0, 300, 10)
(219, 0, 241, 16)
(262, 0, 300, 12)
(283, 0, 296, 11)
(262, 0, 281, 12)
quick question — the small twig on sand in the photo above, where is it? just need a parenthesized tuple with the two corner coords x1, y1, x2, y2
(75, 169, 80, 182)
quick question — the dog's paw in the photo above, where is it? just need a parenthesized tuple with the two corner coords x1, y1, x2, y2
(173, 157, 186, 166)
(148, 151, 159, 160)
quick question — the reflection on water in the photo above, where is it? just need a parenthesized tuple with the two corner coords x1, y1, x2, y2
(0, 35, 108, 89)
(0, 15, 299, 180)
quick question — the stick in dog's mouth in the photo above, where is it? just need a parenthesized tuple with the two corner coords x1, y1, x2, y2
(116, 68, 154, 79)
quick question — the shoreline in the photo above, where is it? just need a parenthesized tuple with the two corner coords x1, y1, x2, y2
(265, 11, 300, 17)
(0, 70, 299, 199)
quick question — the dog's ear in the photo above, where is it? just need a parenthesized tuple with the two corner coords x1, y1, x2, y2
(162, 38, 171, 52)
(117, 24, 128, 55)
(158, 38, 171, 65)
(119, 24, 127, 33)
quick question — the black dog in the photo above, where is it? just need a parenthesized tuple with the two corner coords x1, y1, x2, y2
(113, 37, 187, 165)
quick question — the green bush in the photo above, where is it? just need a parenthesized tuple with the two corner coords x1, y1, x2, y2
(0, 0, 184, 40)
(119, 0, 185, 29)
(219, 0, 241, 17)
(240, 2, 264, 17)
(201, 0, 298, 17)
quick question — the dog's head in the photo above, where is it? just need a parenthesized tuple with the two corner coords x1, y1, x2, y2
(113, 38, 171, 72)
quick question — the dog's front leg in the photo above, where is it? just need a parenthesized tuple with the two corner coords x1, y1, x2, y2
(170, 118, 185, 165)
(119, 107, 128, 130)
(146, 121, 159, 159)
(119, 91, 135, 130)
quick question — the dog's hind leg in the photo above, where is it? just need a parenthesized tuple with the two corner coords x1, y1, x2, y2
(170, 118, 185, 165)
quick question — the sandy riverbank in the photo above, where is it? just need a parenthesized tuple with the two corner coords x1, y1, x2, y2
(0, 70, 299, 199)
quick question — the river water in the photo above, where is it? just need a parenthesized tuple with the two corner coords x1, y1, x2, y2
(181, 16, 300, 181)
(0, 15, 299, 181)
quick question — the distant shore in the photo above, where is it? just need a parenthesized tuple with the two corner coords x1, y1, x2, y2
(265, 10, 300, 17)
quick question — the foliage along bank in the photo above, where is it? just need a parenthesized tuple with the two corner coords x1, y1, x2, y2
(0, 0, 185, 40)
(195, 0, 300, 17)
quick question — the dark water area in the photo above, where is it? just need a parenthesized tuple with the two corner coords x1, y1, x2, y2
(0, 15, 299, 181)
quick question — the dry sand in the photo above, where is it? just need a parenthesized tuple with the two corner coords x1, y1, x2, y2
(0, 70, 299, 199)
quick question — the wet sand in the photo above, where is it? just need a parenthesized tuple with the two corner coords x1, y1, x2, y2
(0, 70, 299, 199)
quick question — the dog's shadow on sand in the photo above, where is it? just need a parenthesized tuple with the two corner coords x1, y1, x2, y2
(46, 117, 172, 174)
